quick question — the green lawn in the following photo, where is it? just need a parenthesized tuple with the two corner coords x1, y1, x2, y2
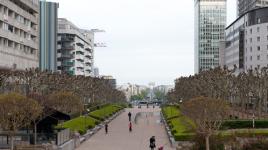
(56, 116, 98, 134)
(89, 104, 122, 121)
(56, 104, 123, 135)
(162, 106, 181, 119)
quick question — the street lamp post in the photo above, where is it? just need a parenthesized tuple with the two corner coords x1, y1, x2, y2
(249, 92, 255, 129)
(84, 109, 90, 132)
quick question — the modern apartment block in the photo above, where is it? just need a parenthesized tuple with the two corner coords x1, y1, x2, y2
(237, 0, 268, 17)
(0, 0, 39, 70)
(194, 0, 227, 73)
(57, 18, 94, 76)
(220, 7, 268, 71)
(39, 1, 58, 72)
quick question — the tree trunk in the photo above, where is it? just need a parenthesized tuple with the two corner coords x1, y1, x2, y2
(10, 135, 14, 150)
(34, 122, 37, 145)
(205, 135, 210, 150)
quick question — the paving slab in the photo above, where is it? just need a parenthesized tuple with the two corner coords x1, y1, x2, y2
(76, 106, 175, 150)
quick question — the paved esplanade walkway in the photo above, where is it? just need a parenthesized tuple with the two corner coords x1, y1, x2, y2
(76, 106, 175, 150)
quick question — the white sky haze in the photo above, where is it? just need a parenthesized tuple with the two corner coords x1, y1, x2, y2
(50, 0, 237, 85)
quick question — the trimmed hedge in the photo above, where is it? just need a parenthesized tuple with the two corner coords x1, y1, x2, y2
(221, 120, 268, 130)
(89, 104, 122, 121)
(55, 116, 97, 135)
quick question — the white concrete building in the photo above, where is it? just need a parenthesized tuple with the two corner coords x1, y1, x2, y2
(0, 0, 39, 70)
(57, 18, 94, 76)
(221, 7, 268, 72)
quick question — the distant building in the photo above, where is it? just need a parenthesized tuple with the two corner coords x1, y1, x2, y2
(102, 75, 116, 89)
(117, 83, 149, 101)
(220, 7, 268, 72)
(57, 18, 94, 76)
(39, 1, 58, 72)
(154, 85, 174, 94)
(237, 0, 268, 17)
(194, 0, 227, 73)
(0, 0, 39, 69)
(93, 67, 99, 77)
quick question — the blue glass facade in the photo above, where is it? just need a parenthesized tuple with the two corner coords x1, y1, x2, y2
(39, 1, 58, 72)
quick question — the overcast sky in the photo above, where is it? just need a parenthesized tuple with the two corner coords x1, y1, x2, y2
(49, 0, 236, 86)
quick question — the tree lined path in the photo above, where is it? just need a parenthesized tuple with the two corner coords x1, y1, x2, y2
(76, 106, 175, 150)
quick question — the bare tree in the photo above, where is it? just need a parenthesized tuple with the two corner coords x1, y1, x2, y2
(0, 93, 42, 150)
(181, 96, 230, 150)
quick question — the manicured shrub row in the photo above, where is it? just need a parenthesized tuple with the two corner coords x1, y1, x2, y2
(89, 104, 122, 121)
(162, 106, 195, 141)
(55, 116, 97, 135)
(56, 104, 123, 135)
(221, 120, 268, 130)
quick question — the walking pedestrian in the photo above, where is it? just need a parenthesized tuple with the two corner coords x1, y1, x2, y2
(128, 112, 132, 121)
(149, 136, 156, 150)
(129, 122, 132, 132)
(105, 123, 108, 134)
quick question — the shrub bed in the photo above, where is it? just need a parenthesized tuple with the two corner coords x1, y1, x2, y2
(221, 120, 268, 130)
(55, 116, 97, 135)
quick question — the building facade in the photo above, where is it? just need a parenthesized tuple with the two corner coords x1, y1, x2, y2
(0, 0, 39, 70)
(57, 18, 94, 76)
(194, 0, 227, 73)
(39, 1, 58, 72)
(237, 0, 268, 17)
(221, 7, 268, 72)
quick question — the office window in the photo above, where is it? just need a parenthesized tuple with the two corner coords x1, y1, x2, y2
(250, 47, 252, 52)
(257, 55, 260, 60)
(257, 27, 260, 32)
(250, 38, 252, 43)
(250, 28, 252, 34)
(250, 56, 252, 61)
(257, 37, 260, 42)
(257, 46, 261, 51)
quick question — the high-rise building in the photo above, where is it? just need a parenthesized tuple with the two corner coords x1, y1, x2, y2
(237, 0, 268, 17)
(93, 67, 99, 77)
(220, 7, 268, 72)
(39, 1, 58, 72)
(0, 0, 39, 70)
(57, 18, 94, 76)
(194, 0, 227, 73)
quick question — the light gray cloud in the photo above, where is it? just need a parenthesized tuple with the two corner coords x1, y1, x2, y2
(49, 0, 236, 85)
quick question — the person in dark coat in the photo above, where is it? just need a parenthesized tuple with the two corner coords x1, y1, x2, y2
(128, 112, 132, 121)
(149, 136, 156, 150)
(105, 124, 108, 134)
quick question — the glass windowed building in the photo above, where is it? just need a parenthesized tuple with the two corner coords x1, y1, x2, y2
(194, 0, 226, 73)
(237, 0, 268, 17)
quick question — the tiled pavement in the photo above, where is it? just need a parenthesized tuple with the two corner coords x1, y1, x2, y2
(76, 106, 175, 150)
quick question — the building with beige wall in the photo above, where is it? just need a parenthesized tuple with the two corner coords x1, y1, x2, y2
(0, 0, 39, 70)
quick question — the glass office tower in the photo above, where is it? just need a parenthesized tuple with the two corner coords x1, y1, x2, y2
(194, 0, 226, 73)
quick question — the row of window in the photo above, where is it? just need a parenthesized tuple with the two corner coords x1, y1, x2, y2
(0, 4, 37, 29)
(246, 45, 268, 53)
(0, 37, 37, 55)
(246, 36, 268, 44)
(245, 55, 268, 62)
(0, 20, 37, 42)
(245, 26, 268, 35)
